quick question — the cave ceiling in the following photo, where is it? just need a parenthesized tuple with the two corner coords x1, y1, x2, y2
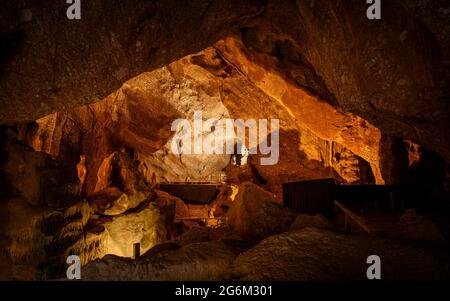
(0, 0, 449, 164)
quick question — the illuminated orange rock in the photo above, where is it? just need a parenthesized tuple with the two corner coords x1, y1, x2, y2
(211, 184, 234, 217)
(227, 182, 297, 242)
(88, 187, 153, 216)
(215, 37, 385, 183)
(154, 190, 188, 220)
(27, 38, 412, 198)
(101, 204, 167, 258)
(76, 155, 87, 195)
(28, 72, 183, 195)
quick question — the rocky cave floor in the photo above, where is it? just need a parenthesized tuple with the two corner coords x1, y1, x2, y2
(3, 211, 450, 281)
(80, 224, 450, 281)
(0, 162, 450, 281)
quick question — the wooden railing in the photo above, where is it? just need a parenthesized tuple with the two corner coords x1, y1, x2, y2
(334, 200, 373, 235)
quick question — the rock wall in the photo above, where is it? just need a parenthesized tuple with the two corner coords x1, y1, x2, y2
(24, 43, 396, 198)
(1, 0, 448, 165)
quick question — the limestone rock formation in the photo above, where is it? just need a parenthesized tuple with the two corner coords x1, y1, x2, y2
(211, 184, 235, 217)
(80, 227, 450, 281)
(0, 198, 50, 265)
(26, 78, 183, 195)
(0, 0, 264, 124)
(2, 128, 80, 207)
(81, 240, 242, 281)
(88, 187, 152, 216)
(175, 226, 241, 247)
(227, 182, 297, 242)
(101, 204, 167, 258)
(396, 209, 445, 243)
(214, 37, 387, 183)
(2, 0, 448, 165)
(174, 227, 212, 246)
(135, 58, 232, 183)
(154, 189, 187, 220)
(24, 45, 385, 202)
(231, 228, 450, 281)
(0, 0, 449, 282)
(290, 214, 334, 232)
(59, 200, 167, 267)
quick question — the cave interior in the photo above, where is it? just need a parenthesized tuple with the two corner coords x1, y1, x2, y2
(0, 0, 449, 281)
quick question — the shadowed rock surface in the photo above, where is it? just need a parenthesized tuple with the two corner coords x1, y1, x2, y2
(227, 182, 297, 242)
(290, 214, 335, 232)
(230, 228, 450, 281)
(81, 240, 243, 281)
(80, 227, 450, 281)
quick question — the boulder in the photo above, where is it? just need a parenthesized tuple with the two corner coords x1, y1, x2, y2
(175, 226, 241, 246)
(154, 190, 188, 219)
(211, 184, 234, 217)
(81, 240, 238, 281)
(175, 227, 211, 246)
(227, 182, 297, 242)
(396, 209, 445, 243)
(231, 228, 450, 281)
(290, 214, 334, 232)
(153, 190, 179, 240)
(88, 186, 152, 216)
(102, 203, 167, 258)
(64, 201, 168, 264)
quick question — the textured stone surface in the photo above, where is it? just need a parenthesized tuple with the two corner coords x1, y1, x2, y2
(1, 1, 449, 280)
(2, 128, 80, 206)
(81, 240, 241, 281)
(215, 37, 386, 182)
(2, 0, 448, 165)
(26, 45, 386, 199)
(80, 227, 450, 281)
(290, 214, 334, 232)
(25, 81, 182, 195)
(227, 182, 297, 242)
(88, 187, 152, 216)
(102, 203, 167, 258)
(57, 200, 167, 265)
(243, 0, 450, 161)
(135, 57, 232, 183)
(231, 228, 450, 281)
(396, 209, 445, 243)
(0, 198, 49, 265)
(175, 226, 241, 247)
(0, 0, 264, 124)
